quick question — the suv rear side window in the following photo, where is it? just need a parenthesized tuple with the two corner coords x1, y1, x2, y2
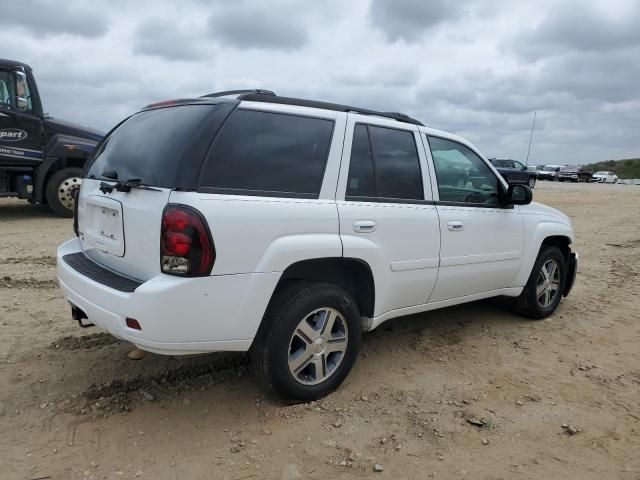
(199, 110, 334, 198)
(87, 105, 215, 188)
(346, 124, 423, 202)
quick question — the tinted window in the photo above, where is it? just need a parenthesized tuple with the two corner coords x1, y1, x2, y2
(428, 136, 499, 205)
(346, 125, 423, 201)
(88, 105, 215, 187)
(200, 110, 333, 197)
(346, 124, 376, 198)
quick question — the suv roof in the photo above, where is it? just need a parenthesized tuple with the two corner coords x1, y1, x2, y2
(143, 89, 424, 127)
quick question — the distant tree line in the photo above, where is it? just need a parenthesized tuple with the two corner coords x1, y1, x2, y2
(586, 158, 640, 178)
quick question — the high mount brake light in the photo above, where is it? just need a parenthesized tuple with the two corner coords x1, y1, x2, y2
(160, 205, 215, 276)
(148, 99, 180, 108)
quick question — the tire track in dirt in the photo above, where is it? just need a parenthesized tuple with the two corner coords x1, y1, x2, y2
(65, 353, 249, 416)
(50, 333, 122, 351)
(0, 275, 58, 289)
(1, 255, 56, 266)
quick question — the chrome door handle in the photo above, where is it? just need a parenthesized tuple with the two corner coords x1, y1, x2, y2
(353, 220, 377, 233)
(447, 221, 464, 231)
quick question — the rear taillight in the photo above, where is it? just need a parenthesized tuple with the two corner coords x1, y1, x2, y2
(160, 204, 215, 276)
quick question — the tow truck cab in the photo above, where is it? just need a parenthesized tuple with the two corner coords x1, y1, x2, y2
(0, 59, 103, 216)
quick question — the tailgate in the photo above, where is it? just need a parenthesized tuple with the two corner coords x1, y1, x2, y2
(77, 178, 171, 281)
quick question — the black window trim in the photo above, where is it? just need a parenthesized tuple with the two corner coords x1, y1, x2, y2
(345, 122, 426, 205)
(198, 186, 318, 199)
(425, 134, 513, 210)
(197, 108, 336, 199)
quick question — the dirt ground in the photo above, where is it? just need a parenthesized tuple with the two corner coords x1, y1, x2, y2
(1, 182, 639, 480)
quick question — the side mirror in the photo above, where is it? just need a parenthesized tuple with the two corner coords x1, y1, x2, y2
(555, 167, 560, 172)
(13, 70, 29, 111)
(506, 184, 532, 205)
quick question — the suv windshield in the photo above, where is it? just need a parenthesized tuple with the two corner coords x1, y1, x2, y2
(87, 105, 216, 187)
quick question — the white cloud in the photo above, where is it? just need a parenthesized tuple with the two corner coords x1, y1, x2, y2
(0, 0, 637, 164)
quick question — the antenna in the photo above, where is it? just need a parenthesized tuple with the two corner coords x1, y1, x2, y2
(525, 111, 537, 166)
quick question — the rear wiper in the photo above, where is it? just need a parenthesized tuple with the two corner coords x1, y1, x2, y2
(102, 169, 118, 180)
(99, 178, 162, 194)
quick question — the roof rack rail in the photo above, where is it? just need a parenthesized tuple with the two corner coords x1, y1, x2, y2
(201, 89, 276, 98)
(238, 92, 424, 126)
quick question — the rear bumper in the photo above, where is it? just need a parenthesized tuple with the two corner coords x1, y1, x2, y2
(563, 251, 578, 297)
(56, 238, 279, 355)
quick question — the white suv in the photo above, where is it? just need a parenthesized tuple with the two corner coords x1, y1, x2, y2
(57, 90, 578, 401)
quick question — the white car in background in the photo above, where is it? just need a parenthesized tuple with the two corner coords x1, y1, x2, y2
(592, 171, 618, 183)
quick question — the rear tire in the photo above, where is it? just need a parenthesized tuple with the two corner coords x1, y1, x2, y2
(512, 246, 566, 320)
(528, 176, 536, 188)
(45, 168, 83, 217)
(251, 281, 362, 402)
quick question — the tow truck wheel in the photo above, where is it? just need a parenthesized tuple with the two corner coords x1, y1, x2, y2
(45, 168, 83, 217)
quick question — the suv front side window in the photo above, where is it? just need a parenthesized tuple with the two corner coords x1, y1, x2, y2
(428, 136, 500, 206)
(346, 124, 423, 202)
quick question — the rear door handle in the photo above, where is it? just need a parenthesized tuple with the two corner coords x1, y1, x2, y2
(353, 220, 377, 233)
(447, 221, 464, 231)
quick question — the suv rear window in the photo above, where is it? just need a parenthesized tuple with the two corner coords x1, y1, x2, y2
(199, 109, 334, 198)
(87, 105, 216, 187)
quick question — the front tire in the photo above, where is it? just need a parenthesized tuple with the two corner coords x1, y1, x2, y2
(528, 176, 536, 188)
(251, 282, 362, 402)
(513, 246, 566, 320)
(45, 168, 83, 217)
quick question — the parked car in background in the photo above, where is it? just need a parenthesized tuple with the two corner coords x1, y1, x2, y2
(538, 165, 565, 181)
(558, 166, 592, 183)
(489, 158, 537, 188)
(592, 171, 618, 183)
(526, 165, 541, 177)
(56, 89, 577, 401)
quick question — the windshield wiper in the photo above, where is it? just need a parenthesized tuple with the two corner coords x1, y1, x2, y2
(99, 178, 161, 194)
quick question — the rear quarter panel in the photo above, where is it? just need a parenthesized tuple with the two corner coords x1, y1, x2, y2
(168, 193, 342, 275)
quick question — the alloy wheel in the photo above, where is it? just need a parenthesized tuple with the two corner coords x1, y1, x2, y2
(287, 307, 349, 386)
(536, 259, 560, 307)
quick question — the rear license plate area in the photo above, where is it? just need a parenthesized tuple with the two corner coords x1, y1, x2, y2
(81, 196, 125, 257)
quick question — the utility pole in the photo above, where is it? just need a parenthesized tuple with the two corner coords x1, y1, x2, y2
(525, 111, 537, 166)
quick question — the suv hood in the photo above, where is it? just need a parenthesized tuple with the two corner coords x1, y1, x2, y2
(44, 116, 104, 143)
(520, 201, 571, 225)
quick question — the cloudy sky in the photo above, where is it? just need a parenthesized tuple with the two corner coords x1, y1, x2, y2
(2, 0, 639, 164)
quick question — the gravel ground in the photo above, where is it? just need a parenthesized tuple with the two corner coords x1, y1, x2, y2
(1, 181, 639, 480)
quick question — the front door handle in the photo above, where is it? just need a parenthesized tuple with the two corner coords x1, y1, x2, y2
(447, 221, 464, 232)
(353, 220, 377, 233)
